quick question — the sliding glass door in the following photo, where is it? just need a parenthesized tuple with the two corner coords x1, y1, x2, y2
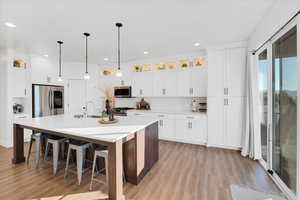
(258, 49, 269, 163)
(272, 26, 297, 193)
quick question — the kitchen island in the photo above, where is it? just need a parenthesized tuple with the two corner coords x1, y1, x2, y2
(12, 115, 159, 200)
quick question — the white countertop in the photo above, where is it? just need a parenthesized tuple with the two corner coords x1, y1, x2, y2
(127, 109, 207, 116)
(14, 115, 158, 143)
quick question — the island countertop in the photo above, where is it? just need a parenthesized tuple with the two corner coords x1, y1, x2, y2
(14, 115, 158, 143)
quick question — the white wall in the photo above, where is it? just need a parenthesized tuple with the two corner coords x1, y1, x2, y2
(0, 49, 8, 146)
(248, 0, 300, 49)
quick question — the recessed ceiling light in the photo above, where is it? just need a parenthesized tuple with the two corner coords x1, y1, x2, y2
(143, 51, 149, 55)
(44, 54, 49, 57)
(194, 42, 200, 47)
(4, 22, 16, 28)
(104, 58, 109, 61)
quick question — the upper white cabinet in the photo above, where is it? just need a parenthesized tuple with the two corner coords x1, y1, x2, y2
(226, 48, 246, 97)
(208, 47, 246, 97)
(153, 71, 177, 97)
(132, 72, 153, 97)
(13, 69, 27, 98)
(177, 67, 207, 97)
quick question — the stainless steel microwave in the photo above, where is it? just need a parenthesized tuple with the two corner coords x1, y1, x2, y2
(114, 86, 132, 98)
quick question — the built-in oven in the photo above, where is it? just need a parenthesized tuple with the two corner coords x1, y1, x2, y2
(114, 86, 132, 98)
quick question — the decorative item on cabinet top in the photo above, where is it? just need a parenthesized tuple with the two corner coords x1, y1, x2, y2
(131, 57, 205, 73)
(13, 59, 26, 68)
(99, 69, 117, 76)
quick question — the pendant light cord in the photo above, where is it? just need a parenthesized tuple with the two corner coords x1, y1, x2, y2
(85, 34, 88, 73)
(118, 26, 120, 70)
(57, 41, 63, 77)
(59, 43, 62, 76)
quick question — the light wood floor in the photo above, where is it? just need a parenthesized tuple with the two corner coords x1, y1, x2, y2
(0, 141, 280, 200)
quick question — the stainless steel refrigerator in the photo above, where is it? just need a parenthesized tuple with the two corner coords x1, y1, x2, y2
(32, 84, 64, 118)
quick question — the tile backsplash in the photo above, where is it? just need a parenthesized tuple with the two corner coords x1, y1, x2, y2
(115, 97, 202, 112)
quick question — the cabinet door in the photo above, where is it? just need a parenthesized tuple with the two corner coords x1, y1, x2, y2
(132, 72, 153, 97)
(13, 69, 26, 97)
(158, 117, 175, 139)
(207, 97, 226, 146)
(190, 115, 207, 143)
(225, 97, 245, 148)
(191, 67, 207, 97)
(226, 47, 246, 97)
(177, 69, 191, 97)
(175, 119, 189, 140)
(207, 50, 226, 97)
(153, 71, 165, 96)
(141, 72, 153, 97)
(164, 71, 177, 96)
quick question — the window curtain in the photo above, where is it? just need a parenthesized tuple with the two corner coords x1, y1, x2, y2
(241, 52, 262, 160)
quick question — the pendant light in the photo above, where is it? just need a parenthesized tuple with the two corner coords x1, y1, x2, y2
(83, 32, 91, 80)
(115, 23, 123, 77)
(57, 41, 63, 82)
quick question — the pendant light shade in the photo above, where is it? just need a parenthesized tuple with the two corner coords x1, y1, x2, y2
(57, 41, 63, 82)
(83, 32, 90, 80)
(115, 22, 123, 77)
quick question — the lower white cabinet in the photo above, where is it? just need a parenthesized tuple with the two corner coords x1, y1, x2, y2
(127, 111, 207, 145)
(207, 97, 245, 149)
(175, 115, 207, 144)
(156, 114, 176, 140)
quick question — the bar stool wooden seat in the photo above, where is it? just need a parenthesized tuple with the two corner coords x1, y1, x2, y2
(27, 133, 43, 168)
(89, 149, 109, 190)
(44, 136, 68, 175)
(64, 141, 93, 185)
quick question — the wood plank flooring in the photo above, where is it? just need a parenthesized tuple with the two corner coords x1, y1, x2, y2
(0, 141, 280, 200)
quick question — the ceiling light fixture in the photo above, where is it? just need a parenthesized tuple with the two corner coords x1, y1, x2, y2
(104, 58, 109, 61)
(115, 22, 123, 77)
(44, 54, 49, 58)
(83, 32, 91, 80)
(143, 51, 149, 55)
(194, 42, 200, 47)
(4, 22, 16, 28)
(57, 41, 63, 82)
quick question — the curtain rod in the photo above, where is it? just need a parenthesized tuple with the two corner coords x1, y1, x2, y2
(252, 10, 300, 55)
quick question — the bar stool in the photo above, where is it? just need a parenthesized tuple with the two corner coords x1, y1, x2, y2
(64, 142, 93, 185)
(44, 137, 68, 175)
(27, 133, 43, 168)
(89, 149, 108, 190)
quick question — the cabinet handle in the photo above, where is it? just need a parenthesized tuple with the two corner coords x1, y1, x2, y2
(24, 89, 27, 96)
(190, 122, 193, 129)
(186, 116, 194, 119)
(224, 99, 229, 106)
(162, 89, 166, 95)
(140, 89, 143, 95)
(191, 88, 193, 95)
(161, 120, 164, 127)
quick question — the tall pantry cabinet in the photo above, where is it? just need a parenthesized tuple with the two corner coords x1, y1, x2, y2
(207, 44, 247, 149)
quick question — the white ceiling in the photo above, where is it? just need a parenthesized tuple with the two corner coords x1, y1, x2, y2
(0, 0, 276, 64)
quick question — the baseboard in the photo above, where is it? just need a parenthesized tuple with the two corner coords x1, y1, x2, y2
(206, 143, 242, 151)
(159, 137, 207, 146)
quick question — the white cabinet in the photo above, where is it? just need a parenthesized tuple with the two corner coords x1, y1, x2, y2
(132, 72, 153, 97)
(175, 115, 207, 144)
(225, 97, 245, 148)
(153, 71, 177, 97)
(207, 45, 246, 149)
(207, 50, 226, 97)
(177, 67, 207, 97)
(207, 97, 226, 146)
(13, 69, 27, 98)
(208, 47, 246, 97)
(226, 48, 246, 97)
(156, 114, 175, 139)
(14, 114, 32, 141)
